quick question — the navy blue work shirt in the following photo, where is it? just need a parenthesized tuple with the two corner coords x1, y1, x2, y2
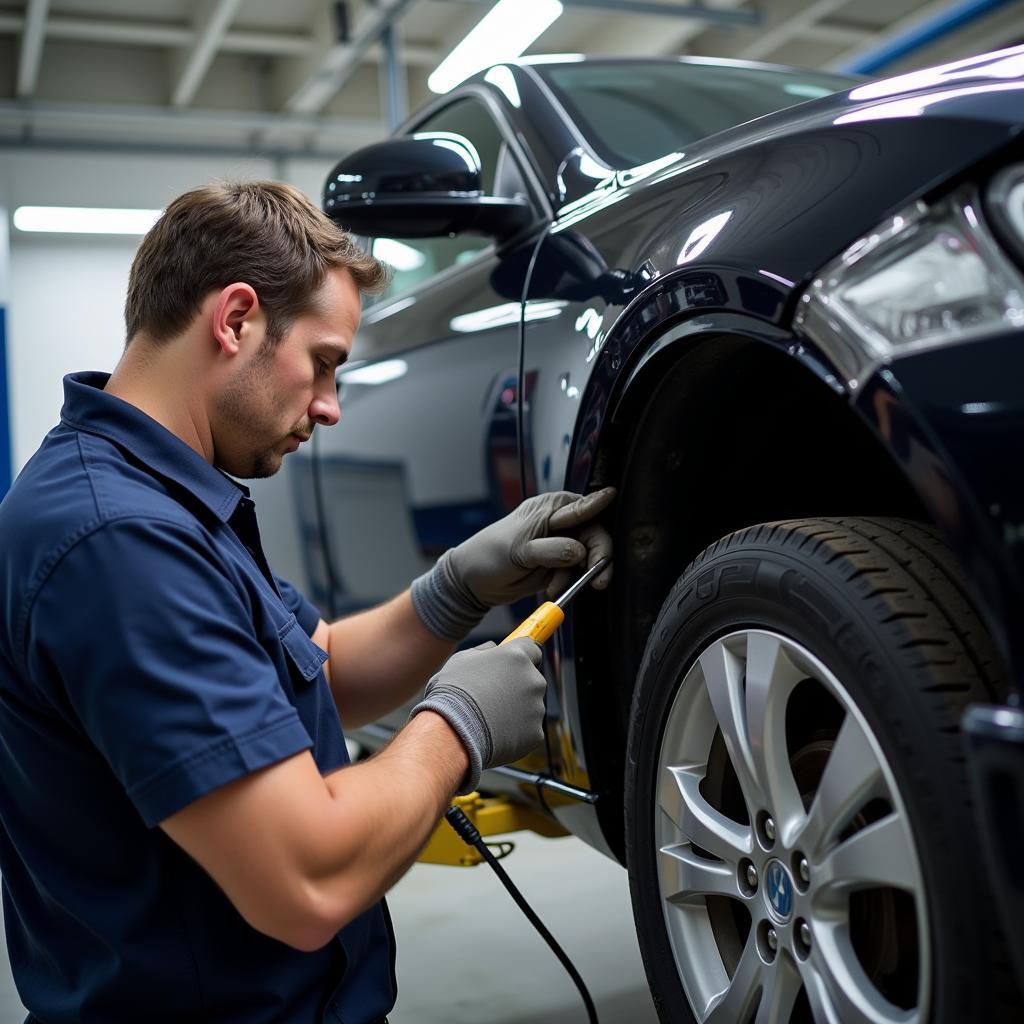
(0, 372, 396, 1023)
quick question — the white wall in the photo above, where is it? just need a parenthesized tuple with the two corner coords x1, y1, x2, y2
(9, 235, 136, 470)
(0, 147, 337, 473)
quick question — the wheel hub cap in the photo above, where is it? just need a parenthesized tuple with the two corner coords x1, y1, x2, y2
(764, 860, 794, 923)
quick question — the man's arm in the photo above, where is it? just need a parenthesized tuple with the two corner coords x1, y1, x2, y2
(312, 590, 453, 729)
(161, 710, 467, 952)
(160, 638, 545, 952)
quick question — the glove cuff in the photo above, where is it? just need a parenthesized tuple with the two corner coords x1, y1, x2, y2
(410, 550, 490, 642)
(410, 685, 493, 795)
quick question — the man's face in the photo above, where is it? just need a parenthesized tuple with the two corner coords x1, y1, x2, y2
(214, 267, 360, 479)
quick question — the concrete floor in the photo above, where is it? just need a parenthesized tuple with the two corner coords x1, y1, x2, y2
(0, 833, 657, 1023)
(389, 832, 657, 1023)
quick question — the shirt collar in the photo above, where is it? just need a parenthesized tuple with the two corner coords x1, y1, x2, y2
(60, 371, 247, 523)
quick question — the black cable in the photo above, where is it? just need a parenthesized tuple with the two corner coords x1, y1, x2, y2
(444, 806, 600, 1024)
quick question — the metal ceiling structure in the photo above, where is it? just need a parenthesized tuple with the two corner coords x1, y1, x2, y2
(0, 0, 1021, 156)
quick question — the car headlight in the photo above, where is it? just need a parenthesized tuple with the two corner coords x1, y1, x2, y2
(794, 182, 1024, 391)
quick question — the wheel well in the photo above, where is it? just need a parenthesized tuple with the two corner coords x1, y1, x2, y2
(575, 333, 928, 861)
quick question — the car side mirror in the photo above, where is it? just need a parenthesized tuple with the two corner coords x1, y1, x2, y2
(322, 132, 531, 241)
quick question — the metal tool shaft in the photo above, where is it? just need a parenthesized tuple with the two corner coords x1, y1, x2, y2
(555, 557, 610, 608)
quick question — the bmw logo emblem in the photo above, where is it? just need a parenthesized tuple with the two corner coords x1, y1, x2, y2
(765, 860, 794, 922)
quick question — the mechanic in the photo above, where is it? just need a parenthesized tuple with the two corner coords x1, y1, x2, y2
(0, 181, 615, 1024)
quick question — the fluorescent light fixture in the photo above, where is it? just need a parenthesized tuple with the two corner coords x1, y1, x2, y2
(372, 238, 426, 272)
(484, 65, 521, 107)
(13, 206, 162, 235)
(428, 0, 563, 94)
(339, 359, 408, 386)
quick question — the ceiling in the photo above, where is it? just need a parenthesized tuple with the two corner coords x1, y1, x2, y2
(0, 0, 1022, 156)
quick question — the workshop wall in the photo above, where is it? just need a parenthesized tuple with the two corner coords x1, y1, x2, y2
(0, 148, 334, 476)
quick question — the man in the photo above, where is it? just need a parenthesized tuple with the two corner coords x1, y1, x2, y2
(0, 181, 614, 1023)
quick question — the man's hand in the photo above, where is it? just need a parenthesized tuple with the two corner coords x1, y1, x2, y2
(411, 488, 616, 641)
(410, 637, 547, 793)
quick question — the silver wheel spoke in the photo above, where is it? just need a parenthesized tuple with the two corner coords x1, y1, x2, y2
(659, 844, 741, 905)
(799, 957, 843, 1024)
(654, 629, 929, 1023)
(699, 643, 763, 811)
(704, 932, 763, 1024)
(745, 632, 806, 843)
(797, 711, 886, 858)
(815, 813, 919, 899)
(802, 923, 917, 1024)
(661, 764, 753, 863)
(755, 952, 803, 1024)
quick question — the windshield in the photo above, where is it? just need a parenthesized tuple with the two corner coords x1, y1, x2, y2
(534, 60, 857, 168)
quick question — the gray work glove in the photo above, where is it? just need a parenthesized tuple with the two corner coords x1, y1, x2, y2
(410, 638, 546, 794)
(411, 487, 616, 641)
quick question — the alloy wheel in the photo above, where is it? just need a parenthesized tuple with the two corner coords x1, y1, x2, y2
(655, 629, 930, 1024)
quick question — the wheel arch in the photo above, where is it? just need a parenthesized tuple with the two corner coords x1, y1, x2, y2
(572, 316, 930, 860)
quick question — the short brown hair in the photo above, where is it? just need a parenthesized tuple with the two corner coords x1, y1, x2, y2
(124, 180, 390, 346)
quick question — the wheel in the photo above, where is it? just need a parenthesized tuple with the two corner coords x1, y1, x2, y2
(625, 517, 1011, 1024)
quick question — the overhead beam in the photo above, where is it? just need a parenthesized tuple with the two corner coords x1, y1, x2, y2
(171, 0, 245, 107)
(574, 0, 752, 59)
(558, 0, 758, 24)
(835, 0, 1016, 74)
(277, 0, 417, 115)
(0, 13, 439, 64)
(826, 0, 978, 72)
(802, 22, 872, 46)
(447, 0, 759, 25)
(0, 98, 384, 152)
(737, 0, 850, 61)
(17, 0, 51, 99)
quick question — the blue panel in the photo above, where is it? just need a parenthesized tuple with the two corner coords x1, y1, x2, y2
(0, 307, 10, 497)
(841, 0, 1015, 75)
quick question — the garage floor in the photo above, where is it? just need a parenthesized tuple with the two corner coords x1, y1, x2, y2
(389, 832, 657, 1023)
(0, 833, 657, 1023)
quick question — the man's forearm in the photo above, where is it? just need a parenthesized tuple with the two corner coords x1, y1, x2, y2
(321, 590, 456, 728)
(307, 711, 468, 937)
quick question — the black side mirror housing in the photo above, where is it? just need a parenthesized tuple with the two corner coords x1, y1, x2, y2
(323, 132, 531, 241)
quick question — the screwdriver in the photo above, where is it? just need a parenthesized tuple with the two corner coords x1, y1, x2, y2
(500, 557, 611, 646)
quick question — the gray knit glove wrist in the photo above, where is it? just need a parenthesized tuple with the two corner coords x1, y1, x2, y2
(410, 638, 545, 794)
(410, 488, 616, 642)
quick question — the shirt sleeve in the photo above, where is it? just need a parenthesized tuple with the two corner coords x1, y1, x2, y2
(26, 517, 314, 828)
(273, 573, 323, 637)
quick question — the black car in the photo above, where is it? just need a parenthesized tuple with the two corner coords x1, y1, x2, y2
(257, 50, 1024, 1023)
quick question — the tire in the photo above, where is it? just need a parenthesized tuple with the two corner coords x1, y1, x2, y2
(625, 517, 1012, 1024)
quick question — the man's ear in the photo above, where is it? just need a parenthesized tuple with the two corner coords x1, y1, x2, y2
(211, 283, 260, 356)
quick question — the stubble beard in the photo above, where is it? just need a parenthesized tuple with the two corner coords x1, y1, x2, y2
(216, 342, 292, 479)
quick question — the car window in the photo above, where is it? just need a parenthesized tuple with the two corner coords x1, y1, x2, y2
(535, 60, 857, 168)
(370, 96, 527, 302)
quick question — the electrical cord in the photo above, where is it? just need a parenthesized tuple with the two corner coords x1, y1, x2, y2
(444, 805, 600, 1024)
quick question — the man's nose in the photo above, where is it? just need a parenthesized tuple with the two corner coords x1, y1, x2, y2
(310, 385, 340, 427)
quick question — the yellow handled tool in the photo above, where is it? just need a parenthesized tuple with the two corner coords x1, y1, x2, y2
(500, 557, 610, 645)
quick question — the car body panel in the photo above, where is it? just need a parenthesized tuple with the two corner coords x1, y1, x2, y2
(509, 76, 1022, 836)
(258, 52, 1024, 883)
